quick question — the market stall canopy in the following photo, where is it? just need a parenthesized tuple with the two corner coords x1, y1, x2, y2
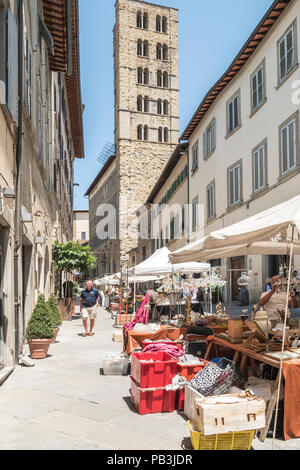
(94, 273, 161, 285)
(129, 247, 210, 276)
(169, 196, 300, 263)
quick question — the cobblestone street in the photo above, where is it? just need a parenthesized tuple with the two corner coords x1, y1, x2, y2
(0, 308, 299, 450)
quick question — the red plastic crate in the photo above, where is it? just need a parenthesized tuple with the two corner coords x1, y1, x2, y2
(142, 341, 184, 351)
(130, 377, 176, 415)
(176, 360, 209, 411)
(131, 351, 178, 388)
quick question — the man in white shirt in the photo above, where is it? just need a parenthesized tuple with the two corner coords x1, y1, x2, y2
(259, 275, 298, 329)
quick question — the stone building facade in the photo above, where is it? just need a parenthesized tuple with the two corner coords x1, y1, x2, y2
(86, 155, 120, 277)
(0, 0, 84, 373)
(113, 0, 179, 268)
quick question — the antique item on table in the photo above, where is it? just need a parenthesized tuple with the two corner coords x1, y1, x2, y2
(183, 295, 193, 328)
(240, 309, 249, 323)
(251, 304, 259, 321)
(237, 272, 250, 307)
(216, 302, 223, 317)
(228, 319, 243, 344)
(263, 350, 300, 362)
(255, 307, 269, 335)
(245, 320, 267, 343)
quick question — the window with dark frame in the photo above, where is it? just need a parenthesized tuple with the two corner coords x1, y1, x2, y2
(251, 64, 265, 112)
(207, 182, 216, 220)
(278, 22, 296, 83)
(280, 115, 297, 175)
(192, 197, 199, 232)
(253, 143, 267, 193)
(227, 93, 240, 134)
(228, 163, 242, 207)
(203, 118, 216, 159)
(191, 141, 198, 173)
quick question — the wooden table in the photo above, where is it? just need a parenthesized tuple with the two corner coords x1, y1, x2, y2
(204, 335, 300, 441)
(124, 325, 231, 355)
(204, 335, 282, 376)
(124, 326, 183, 355)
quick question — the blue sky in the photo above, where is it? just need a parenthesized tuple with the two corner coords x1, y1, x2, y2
(74, 0, 274, 210)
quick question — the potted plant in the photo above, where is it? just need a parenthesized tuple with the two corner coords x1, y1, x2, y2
(48, 294, 62, 344)
(26, 295, 55, 359)
(52, 242, 96, 321)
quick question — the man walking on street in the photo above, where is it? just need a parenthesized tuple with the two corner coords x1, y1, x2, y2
(80, 281, 100, 337)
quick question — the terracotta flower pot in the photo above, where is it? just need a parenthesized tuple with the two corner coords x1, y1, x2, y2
(51, 327, 60, 344)
(28, 339, 52, 359)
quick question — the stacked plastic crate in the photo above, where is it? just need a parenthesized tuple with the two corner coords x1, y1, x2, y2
(130, 352, 178, 415)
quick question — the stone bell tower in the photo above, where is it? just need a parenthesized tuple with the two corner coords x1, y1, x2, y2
(114, 0, 179, 267)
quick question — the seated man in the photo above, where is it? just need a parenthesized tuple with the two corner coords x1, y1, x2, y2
(259, 275, 299, 330)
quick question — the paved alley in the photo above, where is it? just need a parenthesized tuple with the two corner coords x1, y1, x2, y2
(0, 308, 299, 451)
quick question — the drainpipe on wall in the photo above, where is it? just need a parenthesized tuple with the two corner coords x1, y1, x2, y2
(14, 0, 24, 365)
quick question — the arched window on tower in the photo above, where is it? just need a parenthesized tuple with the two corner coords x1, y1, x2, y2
(163, 100, 169, 115)
(163, 44, 168, 61)
(156, 43, 162, 60)
(157, 99, 162, 115)
(137, 11, 142, 29)
(156, 15, 161, 32)
(143, 12, 148, 29)
(163, 72, 168, 88)
(137, 39, 143, 56)
(158, 127, 163, 142)
(143, 40, 149, 57)
(143, 125, 149, 141)
(144, 68, 149, 84)
(157, 70, 162, 87)
(137, 125, 143, 140)
(144, 96, 149, 113)
(137, 67, 143, 84)
(162, 17, 167, 33)
(137, 96, 143, 112)
(164, 127, 169, 143)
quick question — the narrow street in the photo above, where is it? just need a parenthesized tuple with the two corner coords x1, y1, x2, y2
(0, 309, 188, 451)
(0, 308, 298, 451)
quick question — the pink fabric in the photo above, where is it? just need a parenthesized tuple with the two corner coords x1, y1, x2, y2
(123, 293, 150, 338)
(142, 343, 184, 358)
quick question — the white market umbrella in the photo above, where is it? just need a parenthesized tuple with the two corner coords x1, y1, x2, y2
(129, 247, 210, 276)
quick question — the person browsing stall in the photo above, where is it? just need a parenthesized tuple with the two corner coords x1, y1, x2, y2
(80, 281, 100, 337)
(259, 275, 298, 330)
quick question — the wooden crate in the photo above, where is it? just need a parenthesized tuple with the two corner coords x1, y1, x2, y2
(115, 314, 134, 326)
(192, 394, 266, 436)
(184, 385, 205, 421)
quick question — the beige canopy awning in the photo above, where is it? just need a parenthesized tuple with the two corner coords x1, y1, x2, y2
(170, 196, 300, 263)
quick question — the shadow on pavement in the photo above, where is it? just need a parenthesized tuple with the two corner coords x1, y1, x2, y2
(122, 396, 138, 414)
